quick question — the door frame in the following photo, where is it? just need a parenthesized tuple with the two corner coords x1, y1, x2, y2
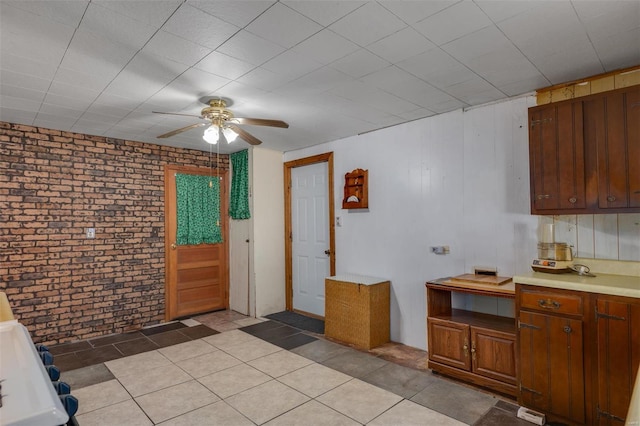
(284, 152, 335, 313)
(164, 164, 230, 321)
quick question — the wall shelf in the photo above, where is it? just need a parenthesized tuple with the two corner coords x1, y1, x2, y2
(342, 168, 368, 209)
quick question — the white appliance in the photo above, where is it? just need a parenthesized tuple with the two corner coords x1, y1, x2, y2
(0, 320, 69, 426)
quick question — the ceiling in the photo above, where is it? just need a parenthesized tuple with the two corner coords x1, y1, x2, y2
(1, 1, 639, 154)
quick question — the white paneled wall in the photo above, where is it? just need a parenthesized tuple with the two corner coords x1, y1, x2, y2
(283, 94, 640, 349)
(540, 214, 640, 261)
(284, 95, 539, 349)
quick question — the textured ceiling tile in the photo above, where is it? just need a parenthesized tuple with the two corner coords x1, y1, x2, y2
(245, 2, 322, 48)
(162, 4, 240, 49)
(143, 31, 212, 66)
(60, 29, 137, 76)
(189, 1, 275, 27)
(0, 69, 52, 93)
(413, 1, 493, 46)
(79, 3, 158, 49)
(236, 67, 293, 92)
(282, 1, 366, 26)
(1, 0, 87, 27)
(195, 51, 256, 80)
(329, 49, 390, 78)
(592, 28, 640, 71)
(0, 84, 46, 103)
(262, 50, 323, 80)
(474, 0, 538, 23)
(94, 0, 182, 27)
(292, 29, 360, 65)
(217, 30, 286, 66)
(329, 2, 407, 46)
(0, 53, 58, 81)
(367, 27, 436, 63)
(378, 0, 458, 24)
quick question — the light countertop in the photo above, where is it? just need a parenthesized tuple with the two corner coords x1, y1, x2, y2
(513, 271, 640, 298)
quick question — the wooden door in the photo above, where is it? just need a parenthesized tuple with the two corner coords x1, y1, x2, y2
(529, 101, 585, 213)
(595, 297, 640, 425)
(284, 152, 335, 316)
(471, 326, 516, 385)
(519, 311, 585, 424)
(164, 165, 229, 320)
(427, 318, 470, 371)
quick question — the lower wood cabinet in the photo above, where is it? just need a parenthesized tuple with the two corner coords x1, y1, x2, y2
(517, 284, 640, 425)
(519, 310, 586, 424)
(594, 295, 640, 425)
(426, 280, 517, 397)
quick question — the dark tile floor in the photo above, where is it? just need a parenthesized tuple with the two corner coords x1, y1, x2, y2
(50, 323, 219, 371)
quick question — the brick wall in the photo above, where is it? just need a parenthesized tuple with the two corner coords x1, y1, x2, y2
(0, 122, 229, 344)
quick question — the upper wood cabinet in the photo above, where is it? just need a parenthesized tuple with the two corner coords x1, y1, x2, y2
(529, 100, 585, 212)
(529, 85, 640, 214)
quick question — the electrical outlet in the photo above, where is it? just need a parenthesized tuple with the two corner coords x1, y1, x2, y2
(86, 228, 95, 239)
(431, 246, 450, 255)
(336, 216, 341, 227)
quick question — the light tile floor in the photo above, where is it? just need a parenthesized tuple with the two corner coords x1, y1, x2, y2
(72, 327, 470, 425)
(63, 311, 510, 426)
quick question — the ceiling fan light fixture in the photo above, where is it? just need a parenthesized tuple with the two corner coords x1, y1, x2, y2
(222, 127, 238, 143)
(203, 125, 219, 144)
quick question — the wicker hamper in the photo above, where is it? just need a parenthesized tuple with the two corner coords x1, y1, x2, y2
(324, 275, 390, 349)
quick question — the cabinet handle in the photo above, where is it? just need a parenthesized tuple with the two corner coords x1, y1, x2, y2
(538, 299, 561, 309)
(471, 345, 476, 361)
(563, 325, 572, 333)
(607, 195, 616, 202)
(569, 197, 577, 204)
(463, 343, 469, 357)
(536, 194, 551, 200)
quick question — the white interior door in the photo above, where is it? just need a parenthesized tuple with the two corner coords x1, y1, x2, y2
(291, 162, 330, 317)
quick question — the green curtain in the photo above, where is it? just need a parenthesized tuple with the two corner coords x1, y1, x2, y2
(175, 174, 222, 245)
(229, 149, 251, 219)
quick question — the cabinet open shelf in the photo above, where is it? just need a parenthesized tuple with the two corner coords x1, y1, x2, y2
(430, 309, 515, 334)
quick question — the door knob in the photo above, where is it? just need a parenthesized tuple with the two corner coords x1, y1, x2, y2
(324, 249, 331, 255)
(171, 243, 177, 250)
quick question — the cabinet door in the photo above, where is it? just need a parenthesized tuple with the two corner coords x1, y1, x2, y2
(595, 298, 640, 425)
(471, 327, 516, 385)
(585, 86, 640, 209)
(428, 317, 470, 371)
(519, 311, 585, 424)
(529, 101, 585, 212)
(627, 88, 640, 207)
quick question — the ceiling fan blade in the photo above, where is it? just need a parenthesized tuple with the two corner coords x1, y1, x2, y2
(157, 122, 207, 139)
(153, 111, 203, 119)
(232, 117, 289, 128)
(228, 124, 262, 145)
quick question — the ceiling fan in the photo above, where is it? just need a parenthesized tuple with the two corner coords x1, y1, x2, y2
(153, 98, 289, 146)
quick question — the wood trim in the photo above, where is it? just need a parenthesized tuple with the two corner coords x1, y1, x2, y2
(536, 65, 640, 94)
(164, 164, 230, 321)
(283, 152, 335, 312)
